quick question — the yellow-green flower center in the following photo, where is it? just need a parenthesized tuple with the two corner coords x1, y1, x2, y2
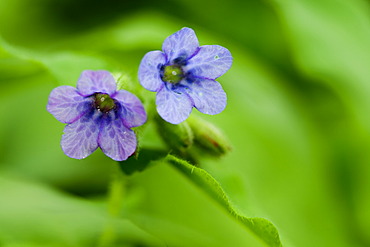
(162, 65, 184, 84)
(94, 93, 116, 113)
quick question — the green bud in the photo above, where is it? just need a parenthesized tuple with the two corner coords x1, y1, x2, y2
(154, 115, 194, 153)
(187, 116, 232, 157)
(162, 65, 184, 84)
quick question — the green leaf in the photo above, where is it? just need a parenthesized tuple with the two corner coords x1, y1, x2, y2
(0, 37, 45, 82)
(122, 155, 282, 247)
(269, 0, 370, 131)
(166, 155, 282, 247)
(0, 174, 162, 247)
(267, 0, 370, 246)
(35, 52, 111, 84)
(0, 36, 111, 86)
(120, 149, 278, 246)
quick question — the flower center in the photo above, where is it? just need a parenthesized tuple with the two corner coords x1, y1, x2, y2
(162, 65, 184, 84)
(94, 93, 116, 113)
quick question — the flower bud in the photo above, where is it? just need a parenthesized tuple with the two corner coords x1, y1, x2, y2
(187, 116, 232, 157)
(154, 114, 194, 153)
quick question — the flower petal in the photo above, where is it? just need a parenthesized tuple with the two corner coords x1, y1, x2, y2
(77, 70, 117, 96)
(156, 86, 193, 124)
(185, 79, 227, 115)
(98, 114, 137, 161)
(61, 110, 100, 159)
(185, 45, 232, 79)
(138, 51, 166, 92)
(162, 27, 199, 62)
(47, 86, 92, 124)
(112, 90, 147, 128)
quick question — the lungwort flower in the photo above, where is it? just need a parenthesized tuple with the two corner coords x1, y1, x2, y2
(47, 70, 147, 161)
(138, 27, 232, 124)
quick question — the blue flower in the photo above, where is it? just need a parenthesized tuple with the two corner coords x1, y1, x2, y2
(47, 70, 147, 161)
(138, 27, 232, 124)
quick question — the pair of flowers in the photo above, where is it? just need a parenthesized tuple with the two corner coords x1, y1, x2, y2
(47, 27, 232, 161)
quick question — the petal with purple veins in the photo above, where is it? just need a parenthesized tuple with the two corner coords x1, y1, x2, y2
(162, 27, 199, 63)
(98, 113, 137, 161)
(185, 45, 232, 80)
(77, 70, 117, 96)
(185, 79, 227, 115)
(61, 109, 101, 159)
(138, 51, 166, 92)
(156, 86, 193, 124)
(112, 90, 147, 128)
(47, 85, 93, 124)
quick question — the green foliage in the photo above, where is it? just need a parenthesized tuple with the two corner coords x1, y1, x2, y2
(122, 156, 271, 247)
(120, 151, 281, 246)
(0, 175, 161, 247)
(166, 155, 282, 247)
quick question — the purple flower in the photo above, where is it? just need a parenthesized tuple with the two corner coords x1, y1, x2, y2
(138, 27, 232, 124)
(47, 70, 147, 161)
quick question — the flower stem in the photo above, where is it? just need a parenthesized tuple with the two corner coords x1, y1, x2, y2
(98, 164, 125, 247)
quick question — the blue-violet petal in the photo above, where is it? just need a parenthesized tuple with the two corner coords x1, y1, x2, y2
(185, 45, 232, 80)
(156, 87, 193, 124)
(77, 70, 117, 96)
(184, 78, 227, 115)
(113, 90, 147, 128)
(98, 113, 137, 161)
(162, 27, 199, 62)
(47, 85, 92, 124)
(61, 110, 100, 159)
(138, 51, 166, 92)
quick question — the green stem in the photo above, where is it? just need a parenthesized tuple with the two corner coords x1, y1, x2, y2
(98, 164, 126, 247)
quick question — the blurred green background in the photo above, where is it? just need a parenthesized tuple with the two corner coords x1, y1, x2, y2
(0, 0, 369, 246)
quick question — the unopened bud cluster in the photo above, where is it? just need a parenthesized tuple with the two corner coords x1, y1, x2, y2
(154, 114, 231, 161)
